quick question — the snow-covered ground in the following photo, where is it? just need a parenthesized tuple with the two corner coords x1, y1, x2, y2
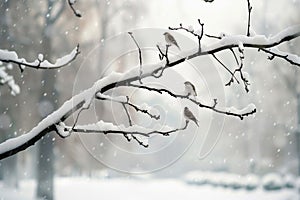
(0, 177, 298, 200)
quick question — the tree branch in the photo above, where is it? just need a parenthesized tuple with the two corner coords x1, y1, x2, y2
(259, 48, 300, 67)
(64, 120, 189, 138)
(169, 19, 204, 52)
(127, 83, 256, 120)
(128, 32, 143, 84)
(211, 53, 240, 84)
(246, 0, 253, 37)
(0, 25, 299, 159)
(96, 94, 160, 120)
(0, 44, 80, 70)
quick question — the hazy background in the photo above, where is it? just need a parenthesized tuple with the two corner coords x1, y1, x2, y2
(0, 0, 299, 199)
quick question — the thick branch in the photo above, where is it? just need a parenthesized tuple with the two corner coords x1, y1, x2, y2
(101, 25, 300, 94)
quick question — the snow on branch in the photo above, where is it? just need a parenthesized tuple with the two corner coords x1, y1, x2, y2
(260, 47, 300, 67)
(63, 120, 188, 138)
(0, 63, 20, 96)
(0, 44, 80, 71)
(185, 23, 300, 91)
(0, 23, 299, 160)
(96, 94, 160, 120)
(126, 83, 256, 120)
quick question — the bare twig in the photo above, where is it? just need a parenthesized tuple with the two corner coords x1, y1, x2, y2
(246, 0, 253, 37)
(121, 103, 132, 142)
(70, 97, 94, 133)
(229, 48, 240, 66)
(154, 44, 170, 78)
(205, 34, 221, 39)
(97, 95, 160, 120)
(211, 53, 240, 84)
(128, 32, 143, 84)
(131, 135, 148, 147)
(67, 0, 82, 17)
(226, 42, 250, 92)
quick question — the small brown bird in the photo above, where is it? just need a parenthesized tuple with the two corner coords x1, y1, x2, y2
(163, 32, 181, 50)
(184, 81, 197, 97)
(184, 107, 199, 127)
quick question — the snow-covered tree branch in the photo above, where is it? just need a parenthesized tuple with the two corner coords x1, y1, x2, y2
(0, 0, 300, 161)
(0, 45, 80, 71)
(0, 23, 299, 159)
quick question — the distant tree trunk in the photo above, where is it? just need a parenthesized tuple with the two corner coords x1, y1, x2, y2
(36, 33, 57, 200)
(0, 1, 18, 188)
(296, 75, 300, 175)
(2, 129, 18, 188)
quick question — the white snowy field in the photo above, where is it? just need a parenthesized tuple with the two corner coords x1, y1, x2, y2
(0, 177, 298, 200)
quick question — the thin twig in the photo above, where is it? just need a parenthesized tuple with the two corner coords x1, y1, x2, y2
(97, 95, 160, 120)
(70, 96, 94, 133)
(67, 0, 82, 17)
(205, 35, 249, 91)
(229, 48, 239, 66)
(128, 84, 256, 120)
(154, 44, 170, 78)
(246, 0, 252, 37)
(65, 121, 189, 137)
(120, 96, 148, 146)
(128, 32, 143, 84)
(205, 34, 221, 39)
(212, 53, 240, 84)
(131, 134, 148, 148)
(121, 102, 132, 142)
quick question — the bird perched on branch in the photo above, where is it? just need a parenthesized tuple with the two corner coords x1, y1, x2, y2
(184, 81, 197, 97)
(184, 107, 199, 127)
(163, 32, 181, 50)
